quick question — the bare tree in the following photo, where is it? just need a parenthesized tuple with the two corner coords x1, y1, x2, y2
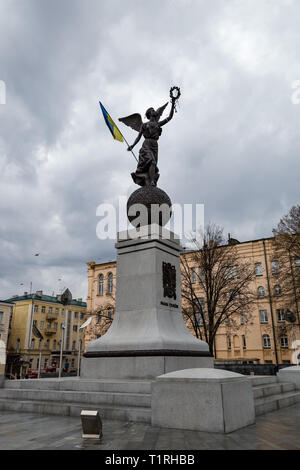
(181, 224, 255, 356)
(272, 205, 300, 324)
(84, 302, 115, 347)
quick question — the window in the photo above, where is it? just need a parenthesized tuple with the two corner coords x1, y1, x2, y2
(72, 341, 76, 350)
(16, 338, 20, 353)
(228, 266, 234, 279)
(255, 263, 263, 276)
(242, 335, 246, 349)
(41, 306, 46, 313)
(107, 308, 113, 319)
(199, 268, 204, 282)
(271, 261, 279, 274)
(227, 336, 232, 350)
(280, 336, 289, 349)
(274, 285, 281, 296)
(191, 267, 197, 284)
(295, 258, 300, 271)
(97, 312, 102, 324)
(195, 311, 204, 326)
(46, 339, 50, 349)
(263, 335, 271, 349)
(40, 321, 44, 329)
(74, 312, 78, 319)
(98, 274, 104, 295)
(73, 325, 78, 332)
(54, 322, 58, 330)
(260, 310, 268, 323)
(47, 322, 51, 329)
(80, 313, 84, 320)
(34, 305, 39, 313)
(240, 312, 245, 325)
(53, 340, 57, 350)
(48, 307, 52, 313)
(39, 339, 43, 350)
(31, 338, 35, 349)
(277, 309, 285, 322)
(0, 311, 4, 324)
(257, 286, 265, 298)
(107, 273, 113, 294)
(55, 308, 59, 314)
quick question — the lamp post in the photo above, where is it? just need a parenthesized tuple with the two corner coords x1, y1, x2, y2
(286, 310, 299, 365)
(59, 324, 65, 378)
(37, 340, 42, 379)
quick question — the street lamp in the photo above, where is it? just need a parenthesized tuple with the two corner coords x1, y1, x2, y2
(286, 310, 299, 365)
(59, 324, 65, 378)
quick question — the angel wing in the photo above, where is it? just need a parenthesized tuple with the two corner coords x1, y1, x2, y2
(119, 113, 143, 133)
(155, 102, 168, 120)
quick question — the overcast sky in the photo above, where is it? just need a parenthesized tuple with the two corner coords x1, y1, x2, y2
(0, 0, 300, 300)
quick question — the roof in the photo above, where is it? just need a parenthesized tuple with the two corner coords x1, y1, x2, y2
(180, 236, 275, 255)
(4, 293, 86, 308)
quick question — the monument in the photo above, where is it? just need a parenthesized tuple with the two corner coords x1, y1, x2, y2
(80, 87, 256, 433)
(81, 87, 213, 379)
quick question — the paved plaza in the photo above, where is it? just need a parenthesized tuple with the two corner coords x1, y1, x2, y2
(0, 404, 300, 450)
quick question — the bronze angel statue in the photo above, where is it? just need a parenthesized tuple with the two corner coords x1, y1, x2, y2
(119, 88, 180, 187)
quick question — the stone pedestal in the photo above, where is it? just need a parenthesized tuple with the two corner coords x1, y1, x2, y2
(151, 368, 256, 433)
(81, 225, 212, 380)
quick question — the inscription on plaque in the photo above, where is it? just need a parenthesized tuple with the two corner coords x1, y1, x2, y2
(162, 262, 176, 300)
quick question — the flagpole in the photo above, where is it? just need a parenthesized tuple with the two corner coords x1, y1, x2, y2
(121, 135, 138, 163)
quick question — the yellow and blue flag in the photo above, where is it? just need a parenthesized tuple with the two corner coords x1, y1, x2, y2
(99, 102, 124, 142)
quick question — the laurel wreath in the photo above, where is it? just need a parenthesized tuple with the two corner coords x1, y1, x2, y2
(170, 86, 181, 101)
(170, 86, 181, 112)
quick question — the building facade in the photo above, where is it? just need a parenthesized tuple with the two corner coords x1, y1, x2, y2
(85, 261, 116, 347)
(4, 291, 86, 378)
(0, 301, 13, 380)
(85, 237, 300, 366)
(183, 237, 300, 366)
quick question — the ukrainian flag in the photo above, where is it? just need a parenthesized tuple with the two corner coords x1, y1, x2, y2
(99, 102, 124, 142)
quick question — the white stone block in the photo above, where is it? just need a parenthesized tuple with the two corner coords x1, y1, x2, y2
(151, 368, 255, 433)
(277, 366, 300, 390)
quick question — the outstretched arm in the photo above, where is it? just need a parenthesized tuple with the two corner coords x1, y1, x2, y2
(127, 128, 143, 151)
(159, 100, 176, 127)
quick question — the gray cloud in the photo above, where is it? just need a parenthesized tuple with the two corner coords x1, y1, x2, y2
(0, 0, 300, 299)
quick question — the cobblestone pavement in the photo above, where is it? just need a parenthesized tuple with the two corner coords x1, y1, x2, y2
(0, 404, 300, 450)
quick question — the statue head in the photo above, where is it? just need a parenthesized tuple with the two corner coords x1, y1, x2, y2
(145, 107, 156, 120)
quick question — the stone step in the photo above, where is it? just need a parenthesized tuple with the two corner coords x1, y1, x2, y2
(254, 391, 300, 417)
(4, 378, 152, 394)
(0, 388, 151, 408)
(248, 376, 278, 387)
(253, 382, 295, 399)
(0, 398, 151, 423)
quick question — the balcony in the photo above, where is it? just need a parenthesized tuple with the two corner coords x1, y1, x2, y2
(44, 327, 57, 336)
(46, 314, 58, 321)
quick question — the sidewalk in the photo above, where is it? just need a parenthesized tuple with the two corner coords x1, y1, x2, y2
(0, 404, 300, 450)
